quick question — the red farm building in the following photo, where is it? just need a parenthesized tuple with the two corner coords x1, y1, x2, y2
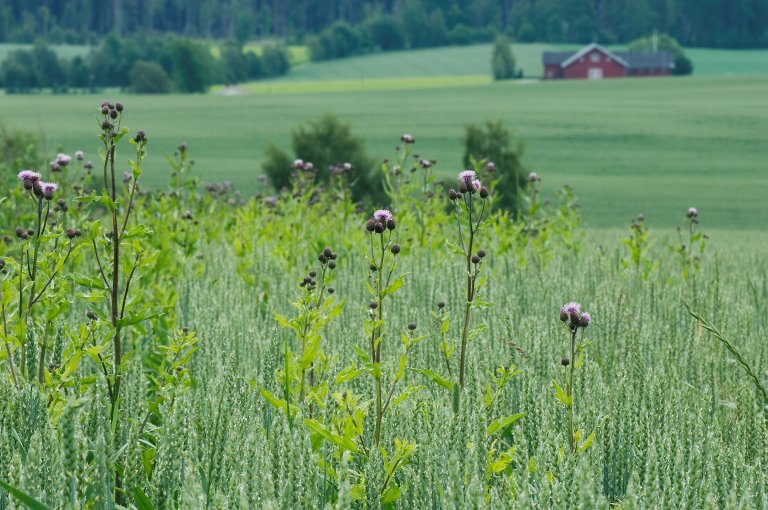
(542, 43, 675, 80)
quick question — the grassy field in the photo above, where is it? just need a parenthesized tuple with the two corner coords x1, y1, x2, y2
(2, 74, 766, 230)
(275, 43, 768, 81)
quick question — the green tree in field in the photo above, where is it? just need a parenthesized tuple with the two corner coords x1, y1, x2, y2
(129, 60, 172, 93)
(463, 120, 527, 213)
(629, 33, 693, 75)
(263, 113, 382, 203)
(491, 35, 516, 80)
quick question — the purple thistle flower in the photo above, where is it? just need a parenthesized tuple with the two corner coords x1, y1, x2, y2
(562, 302, 581, 315)
(485, 161, 496, 173)
(56, 153, 71, 167)
(528, 172, 540, 182)
(580, 312, 591, 327)
(373, 209, 394, 223)
(18, 170, 41, 182)
(471, 178, 482, 191)
(75, 150, 84, 161)
(40, 181, 58, 200)
(293, 159, 304, 169)
(458, 170, 476, 185)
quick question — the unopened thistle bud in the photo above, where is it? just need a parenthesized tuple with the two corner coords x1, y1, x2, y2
(391, 244, 400, 255)
(448, 189, 458, 200)
(408, 323, 417, 331)
(479, 186, 489, 199)
(477, 249, 486, 258)
(323, 247, 333, 258)
(471, 255, 480, 264)
(561, 357, 570, 367)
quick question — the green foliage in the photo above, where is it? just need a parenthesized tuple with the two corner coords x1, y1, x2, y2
(129, 60, 172, 94)
(308, 21, 366, 61)
(491, 35, 516, 80)
(673, 54, 694, 75)
(261, 44, 290, 77)
(362, 15, 406, 51)
(463, 121, 527, 213)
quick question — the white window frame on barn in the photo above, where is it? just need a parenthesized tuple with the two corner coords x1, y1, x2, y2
(591, 53, 600, 62)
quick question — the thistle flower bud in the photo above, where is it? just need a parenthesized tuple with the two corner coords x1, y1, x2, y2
(26, 228, 34, 237)
(101, 105, 110, 115)
(323, 247, 333, 258)
(318, 254, 327, 263)
(66, 228, 77, 239)
(477, 249, 486, 258)
(101, 120, 112, 131)
(374, 222, 385, 234)
(448, 189, 458, 200)
(369, 301, 378, 309)
(437, 301, 445, 309)
(579, 312, 591, 328)
(471, 255, 480, 264)
(115, 101, 124, 112)
(109, 109, 118, 119)
(309, 271, 317, 278)
(366, 220, 376, 232)
(86, 311, 97, 321)
(328, 287, 335, 294)
(0, 259, 5, 269)
(391, 244, 400, 255)
(386, 219, 396, 230)
(15, 227, 25, 238)
(134, 130, 147, 143)
(328, 261, 336, 270)
(561, 357, 570, 367)
(479, 187, 489, 199)
(369, 264, 377, 272)
(559, 309, 568, 322)
(408, 323, 417, 331)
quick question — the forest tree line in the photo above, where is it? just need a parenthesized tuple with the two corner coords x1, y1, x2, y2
(0, 0, 766, 49)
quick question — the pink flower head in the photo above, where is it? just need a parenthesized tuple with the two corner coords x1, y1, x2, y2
(75, 150, 84, 161)
(373, 209, 394, 223)
(343, 162, 352, 171)
(400, 134, 415, 144)
(528, 172, 540, 182)
(472, 179, 482, 191)
(580, 312, 591, 327)
(39, 181, 58, 200)
(293, 159, 304, 169)
(458, 170, 476, 185)
(687, 207, 698, 218)
(56, 153, 71, 167)
(18, 170, 41, 182)
(562, 302, 581, 315)
(485, 161, 496, 173)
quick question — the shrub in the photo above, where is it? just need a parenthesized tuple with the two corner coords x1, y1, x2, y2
(491, 35, 516, 80)
(463, 120, 527, 212)
(673, 54, 693, 75)
(362, 14, 405, 51)
(262, 44, 290, 76)
(130, 60, 172, 93)
(263, 113, 382, 203)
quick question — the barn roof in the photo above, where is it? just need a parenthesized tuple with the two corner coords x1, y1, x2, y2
(615, 51, 676, 69)
(543, 43, 676, 70)
(561, 43, 629, 67)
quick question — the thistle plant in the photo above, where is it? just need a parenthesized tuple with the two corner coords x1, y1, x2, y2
(675, 207, 707, 279)
(621, 213, 657, 278)
(381, 134, 446, 248)
(265, 246, 342, 424)
(364, 209, 408, 446)
(6, 170, 82, 384)
(446, 169, 491, 388)
(554, 302, 595, 454)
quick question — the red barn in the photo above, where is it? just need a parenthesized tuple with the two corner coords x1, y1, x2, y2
(543, 43, 675, 80)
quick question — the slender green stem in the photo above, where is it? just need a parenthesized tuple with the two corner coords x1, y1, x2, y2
(567, 329, 576, 453)
(2, 304, 19, 389)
